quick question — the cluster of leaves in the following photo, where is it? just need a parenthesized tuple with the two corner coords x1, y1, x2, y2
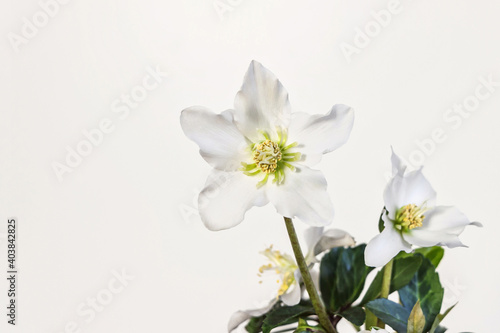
(245, 244, 457, 333)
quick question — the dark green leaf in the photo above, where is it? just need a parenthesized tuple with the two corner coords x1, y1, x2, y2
(319, 248, 340, 311)
(414, 247, 445, 268)
(378, 208, 387, 232)
(365, 298, 410, 332)
(245, 315, 265, 333)
(261, 304, 315, 333)
(392, 256, 423, 291)
(407, 300, 425, 333)
(359, 271, 382, 306)
(434, 326, 447, 333)
(360, 255, 422, 305)
(338, 307, 365, 326)
(399, 255, 444, 332)
(319, 244, 373, 311)
(245, 302, 283, 333)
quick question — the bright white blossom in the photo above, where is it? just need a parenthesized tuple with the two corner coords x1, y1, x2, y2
(365, 149, 481, 267)
(228, 227, 355, 332)
(181, 61, 354, 230)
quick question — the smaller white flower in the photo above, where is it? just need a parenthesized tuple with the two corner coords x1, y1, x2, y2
(258, 246, 302, 306)
(365, 149, 482, 267)
(228, 227, 355, 332)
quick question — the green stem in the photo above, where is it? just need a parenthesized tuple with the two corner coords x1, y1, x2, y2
(364, 309, 378, 330)
(377, 258, 394, 328)
(283, 217, 336, 333)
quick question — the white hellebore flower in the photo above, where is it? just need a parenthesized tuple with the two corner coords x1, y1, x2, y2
(180, 61, 354, 230)
(227, 227, 355, 332)
(365, 149, 481, 267)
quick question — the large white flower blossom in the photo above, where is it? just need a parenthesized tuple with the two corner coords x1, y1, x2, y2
(227, 227, 355, 332)
(180, 61, 354, 230)
(365, 149, 481, 267)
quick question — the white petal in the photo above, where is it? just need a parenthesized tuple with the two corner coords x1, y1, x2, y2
(181, 107, 247, 171)
(421, 206, 472, 230)
(227, 299, 276, 332)
(313, 229, 356, 255)
(304, 227, 325, 252)
(402, 206, 480, 248)
(309, 268, 320, 291)
(287, 104, 354, 166)
(281, 279, 301, 306)
(267, 166, 334, 226)
(383, 169, 437, 219)
(403, 229, 465, 248)
(198, 170, 268, 231)
(396, 169, 437, 207)
(365, 216, 412, 267)
(307, 229, 356, 263)
(390, 148, 407, 176)
(233, 61, 292, 141)
(304, 227, 324, 264)
(227, 312, 252, 333)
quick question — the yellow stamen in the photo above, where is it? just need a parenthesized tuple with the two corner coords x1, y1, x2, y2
(252, 140, 282, 173)
(257, 245, 298, 298)
(243, 128, 301, 187)
(396, 204, 426, 230)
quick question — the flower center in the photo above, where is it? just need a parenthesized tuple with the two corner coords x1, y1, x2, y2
(240, 128, 301, 187)
(395, 204, 426, 230)
(258, 246, 298, 297)
(253, 140, 282, 173)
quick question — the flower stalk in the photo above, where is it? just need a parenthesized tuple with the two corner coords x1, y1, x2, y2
(364, 310, 378, 330)
(377, 258, 394, 328)
(283, 217, 337, 333)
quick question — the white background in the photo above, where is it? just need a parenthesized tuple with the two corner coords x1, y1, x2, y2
(1, 0, 499, 332)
